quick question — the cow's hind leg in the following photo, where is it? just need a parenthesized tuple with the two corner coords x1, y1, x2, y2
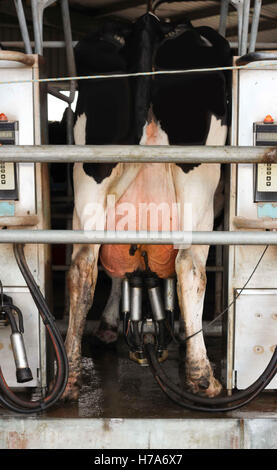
(176, 246, 222, 397)
(63, 243, 100, 400)
(95, 277, 122, 344)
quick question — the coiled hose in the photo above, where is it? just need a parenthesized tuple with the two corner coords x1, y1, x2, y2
(0, 244, 68, 414)
(145, 342, 277, 412)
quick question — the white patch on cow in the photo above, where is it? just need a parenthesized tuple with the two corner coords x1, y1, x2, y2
(74, 113, 87, 145)
(205, 113, 227, 146)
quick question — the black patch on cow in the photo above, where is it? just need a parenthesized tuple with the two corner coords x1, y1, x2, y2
(74, 24, 132, 183)
(176, 163, 201, 174)
(123, 13, 163, 142)
(73, 15, 232, 182)
(152, 24, 231, 145)
(82, 162, 117, 184)
(151, 22, 231, 174)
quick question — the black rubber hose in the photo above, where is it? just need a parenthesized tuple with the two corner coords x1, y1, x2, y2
(2, 307, 18, 334)
(0, 323, 65, 411)
(0, 244, 68, 414)
(148, 343, 277, 405)
(145, 343, 277, 412)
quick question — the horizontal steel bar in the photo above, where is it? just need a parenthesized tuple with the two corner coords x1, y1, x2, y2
(2, 41, 277, 50)
(0, 230, 277, 245)
(0, 145, 276, 163)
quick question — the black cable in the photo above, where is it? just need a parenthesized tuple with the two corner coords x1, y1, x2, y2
(174, 245, 269, 345)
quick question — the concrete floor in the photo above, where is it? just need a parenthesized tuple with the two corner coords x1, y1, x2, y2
(0, 331, 276, 449)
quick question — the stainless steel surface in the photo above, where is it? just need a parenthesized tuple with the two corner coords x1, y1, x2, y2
(122, 278, 130, 313)
(10, 331, 30, 369)
(130, 287, 142, 322)
(148, 287, 165, 321)
(0, 288, 41, 388)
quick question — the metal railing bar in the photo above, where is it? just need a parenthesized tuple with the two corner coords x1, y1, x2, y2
(0, 145, 276, 163)
(51, 264, 224, 271)
(249, 0, 263, 53)
(13, 0, 33, 54)
(2, 41, 277, 50)
(0, 230, 276, 245)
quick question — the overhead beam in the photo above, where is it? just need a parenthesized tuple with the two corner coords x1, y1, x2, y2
(70, 0, 147, 19)
(163, 0, 277, 23)
(226, 16, 277, 37)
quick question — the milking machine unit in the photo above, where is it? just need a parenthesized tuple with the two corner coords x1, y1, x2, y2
(122, 268, 176, 366)
(226, 52, 277, 393)
(0, 52, 67, 413)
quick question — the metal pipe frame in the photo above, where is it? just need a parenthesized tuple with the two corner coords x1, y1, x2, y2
(219, 0, 229, 37)
(230, 0, 243, 55)
(3, 42, 277, 51)
(28, 0, 77, 146)
(0, 230, 276, 245)
(0, 145, 276, 163)
(241, 0, 251, 56)
(13, 0, 32, 54)
(249, 0, 263, 53)
(0, 41, 79, 49)
(31, 0, 57, 55)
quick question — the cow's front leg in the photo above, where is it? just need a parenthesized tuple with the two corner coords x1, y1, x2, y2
(63, 243, 100, 401)
(176, 246, 222, 397)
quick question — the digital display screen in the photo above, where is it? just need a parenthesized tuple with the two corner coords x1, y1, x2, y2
(0, 131, 13, 138)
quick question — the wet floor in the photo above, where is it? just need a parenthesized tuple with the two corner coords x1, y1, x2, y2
(44, 332, 276, 420)
(0, 330, 276, 420)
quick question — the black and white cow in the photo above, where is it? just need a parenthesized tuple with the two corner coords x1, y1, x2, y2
(63, 12, 231, 401)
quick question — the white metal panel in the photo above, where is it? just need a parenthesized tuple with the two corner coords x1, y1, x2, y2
(0, 57, 47, 389)
(0, 244, 38, 286)
(237, 62, 277, 219)
(228, 60, 277, 389)
(0, 60, 36, 216)
(0, 60, 39, 285)
(238, 66, 277, 146)
(234, 289, 277, 389)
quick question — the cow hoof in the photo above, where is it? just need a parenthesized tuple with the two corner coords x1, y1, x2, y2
(94, 321, 119, 345)
(61, 376, 80, 402)
(186, 376, 222, 398)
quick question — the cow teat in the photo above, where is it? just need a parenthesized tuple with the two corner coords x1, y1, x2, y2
(140, 120, 169, 146)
